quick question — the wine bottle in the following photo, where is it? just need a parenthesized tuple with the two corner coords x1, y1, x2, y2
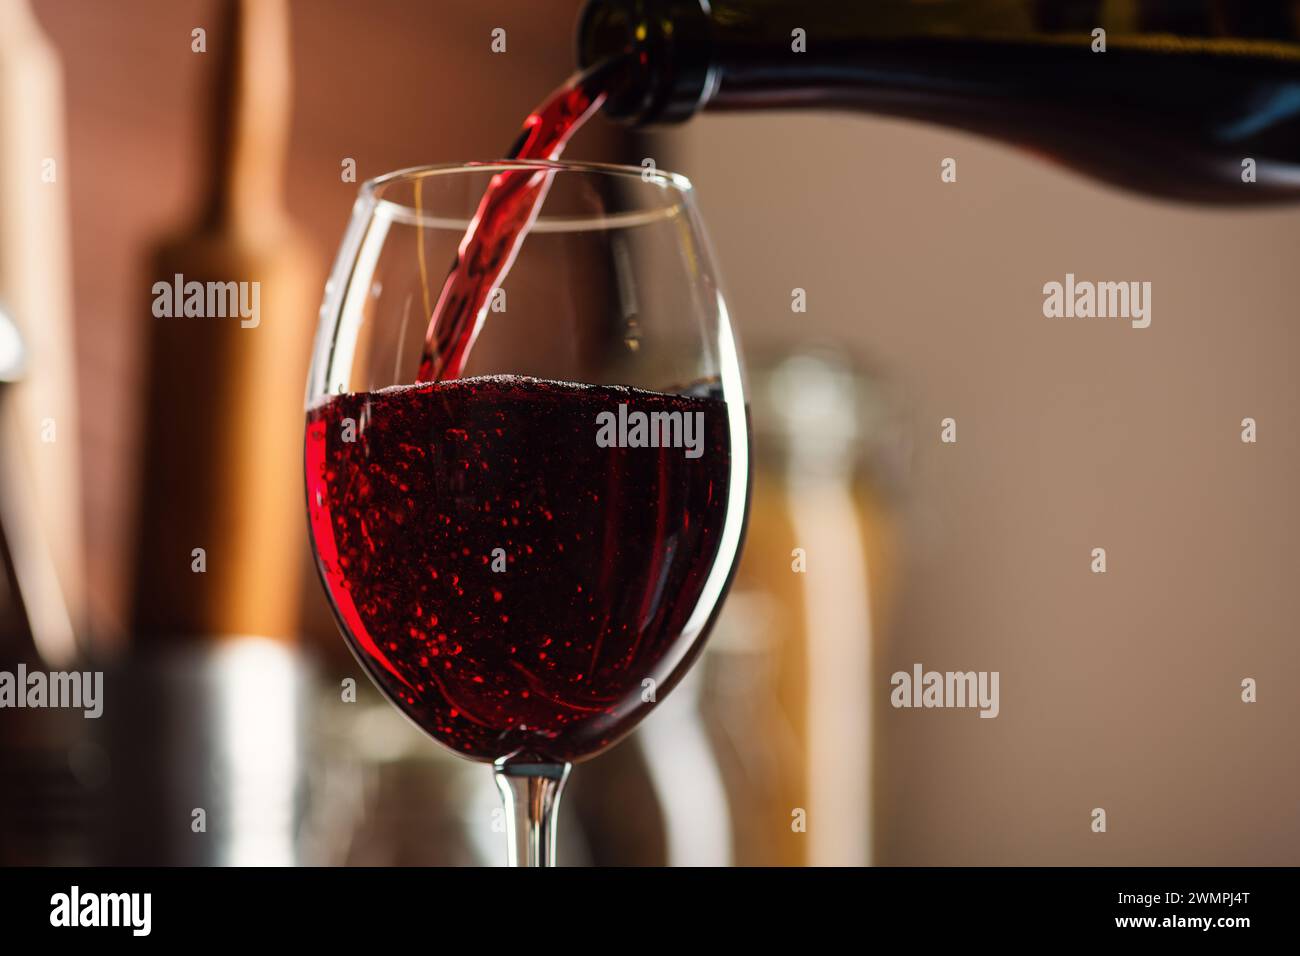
(130, 0, 317, 644)
(576, 0, 1300, 202)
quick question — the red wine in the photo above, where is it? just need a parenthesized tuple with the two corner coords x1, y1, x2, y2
(415, 62, 621, 382)
(306, 375, 740, 762)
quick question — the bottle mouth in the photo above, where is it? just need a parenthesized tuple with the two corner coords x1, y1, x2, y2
(576, 0, 715, 125)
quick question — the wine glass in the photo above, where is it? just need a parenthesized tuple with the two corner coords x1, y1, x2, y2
(304, 160, 749, 866)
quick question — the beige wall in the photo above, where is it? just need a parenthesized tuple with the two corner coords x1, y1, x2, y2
(681, 113, 1300, 864)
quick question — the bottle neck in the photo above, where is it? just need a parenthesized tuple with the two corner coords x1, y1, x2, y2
(202, 0, 293, 235)
(576, 0, 716, 125)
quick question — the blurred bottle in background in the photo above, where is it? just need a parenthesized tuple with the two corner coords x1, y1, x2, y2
(703, 349, 901, 866)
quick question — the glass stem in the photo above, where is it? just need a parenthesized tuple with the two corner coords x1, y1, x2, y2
(493, 757, 571, 867)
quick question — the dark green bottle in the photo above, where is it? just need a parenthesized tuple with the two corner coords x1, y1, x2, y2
(576, 0, 1300, 202)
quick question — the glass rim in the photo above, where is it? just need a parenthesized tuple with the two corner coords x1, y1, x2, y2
(361, 159, 696, 202)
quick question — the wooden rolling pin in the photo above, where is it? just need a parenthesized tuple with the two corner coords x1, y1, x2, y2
(129, 0, 316, 644)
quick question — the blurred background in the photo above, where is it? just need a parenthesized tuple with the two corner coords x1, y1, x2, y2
(0, 0, 1296, 865)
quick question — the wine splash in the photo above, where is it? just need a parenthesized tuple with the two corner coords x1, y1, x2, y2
(415, 60, 622, 382)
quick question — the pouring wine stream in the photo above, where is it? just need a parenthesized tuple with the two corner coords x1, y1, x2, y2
(415, 57, 626, 383)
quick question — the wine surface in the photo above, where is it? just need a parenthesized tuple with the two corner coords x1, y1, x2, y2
(306, 375, 736, 762)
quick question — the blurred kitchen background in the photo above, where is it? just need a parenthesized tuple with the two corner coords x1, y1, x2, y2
(1, 0, 1297, 866)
